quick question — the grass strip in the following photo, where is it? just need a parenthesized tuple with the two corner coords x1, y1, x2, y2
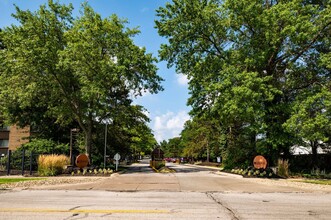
(298, 179, 331, 185)
(0, 178, 45, 185)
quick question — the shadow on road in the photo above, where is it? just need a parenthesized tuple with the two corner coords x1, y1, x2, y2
(124, 159, 219, 174)
(167, 163, 220, 173)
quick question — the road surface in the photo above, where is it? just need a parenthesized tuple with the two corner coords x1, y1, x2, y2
(0, 159, 330, 219)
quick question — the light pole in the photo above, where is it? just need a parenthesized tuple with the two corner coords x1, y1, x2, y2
(103, 118, 112, 169)
(70, 128, 79, 166)
(104, 123, 107, 169)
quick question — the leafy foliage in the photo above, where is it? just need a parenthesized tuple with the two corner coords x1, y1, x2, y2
(156, 0, 331, 168)
(160, 137, 184, 158)
(180, 117, 224, 162)
(0, 1, 163, 160)
(21, 138, 68, 155)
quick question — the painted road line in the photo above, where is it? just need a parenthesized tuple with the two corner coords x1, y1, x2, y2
(0, 208, 170, 214)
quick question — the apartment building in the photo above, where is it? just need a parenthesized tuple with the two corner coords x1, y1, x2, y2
(0, 123, 30, 156)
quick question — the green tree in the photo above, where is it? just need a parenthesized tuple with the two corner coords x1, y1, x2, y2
(58, 5, 162, 156)
(180, 117, 224, 162)
(284, 88, 331, 166)
(0, 1, 163, 158)
(124, 106, 157, 160)
(156, 0, 331, 167)
(90, 105, 156, 165)
(161, 137, 184, 158)
(0, 1, 76, 144)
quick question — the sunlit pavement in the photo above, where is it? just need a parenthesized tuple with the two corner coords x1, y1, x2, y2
(1, 160, 331, 219)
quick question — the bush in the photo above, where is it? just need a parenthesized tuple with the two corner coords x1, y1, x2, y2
(150, 160, 165, 170)
(22, 139, 68, 155)
(0, 155, 7, 171)
(230, 166, 276, 178)
(38, 154, 69, 176)
(1, 150, 29, 171)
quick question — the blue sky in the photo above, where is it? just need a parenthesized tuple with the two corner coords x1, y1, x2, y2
(0, 0, 191, 142)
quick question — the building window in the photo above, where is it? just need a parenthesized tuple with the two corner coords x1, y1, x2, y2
(0, 124, 10, 131)
(0, 139, 9, 147)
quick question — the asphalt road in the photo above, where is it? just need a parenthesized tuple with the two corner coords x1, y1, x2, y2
(0, 160, 331, 219)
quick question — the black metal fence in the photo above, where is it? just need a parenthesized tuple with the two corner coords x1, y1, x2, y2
(0, 150, 40, 176)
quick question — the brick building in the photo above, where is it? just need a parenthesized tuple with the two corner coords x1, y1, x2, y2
(0, 123, 30, 156)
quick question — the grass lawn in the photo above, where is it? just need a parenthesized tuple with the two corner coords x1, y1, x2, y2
(0, 178, 45, 185)
(298, 179, 331, 185)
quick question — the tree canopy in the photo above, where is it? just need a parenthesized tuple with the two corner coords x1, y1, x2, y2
(156, 0, 331, 167)
(0, 1, 163, 159)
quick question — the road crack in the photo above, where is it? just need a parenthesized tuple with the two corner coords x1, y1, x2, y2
(206, 192, 240, 220)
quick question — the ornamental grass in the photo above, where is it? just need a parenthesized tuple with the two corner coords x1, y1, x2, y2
(38, 154, 69, 176)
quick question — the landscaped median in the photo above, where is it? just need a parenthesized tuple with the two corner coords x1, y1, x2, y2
(150, 160, 175, 173)
(150, 160, 165, 170)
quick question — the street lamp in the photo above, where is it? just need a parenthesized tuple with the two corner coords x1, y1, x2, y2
(70, 128, 79, 166)
(103, 118, 112, 169)
(104, 123, 107, 169)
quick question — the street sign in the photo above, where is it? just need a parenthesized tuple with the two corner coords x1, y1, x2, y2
(114, 153, 121, 171)
(114, 153, 121, 161)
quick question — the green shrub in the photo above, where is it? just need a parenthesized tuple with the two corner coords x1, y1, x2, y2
(38, 154, 69, 176)
(22, 139, 68, 154)
(155, 161, 165, 170)
(0, 156, 7, 171)
(150, 160, 165, 170)
(232, 167, 275, 178)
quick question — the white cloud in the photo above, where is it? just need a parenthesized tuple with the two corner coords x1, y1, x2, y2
(176, 73, 189, 86)
(152, 111, 190, 142)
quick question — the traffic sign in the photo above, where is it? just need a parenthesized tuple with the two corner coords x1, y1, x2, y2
(114, 153, 121, 171)
(114, 153, 121, 161)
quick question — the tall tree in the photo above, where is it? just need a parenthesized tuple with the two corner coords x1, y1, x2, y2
(161, 137, 183, 158)
(0, 1, 74, 139)
(156, 0, 331, 166)
(58, 4, 163, 156)
(180, 117, 224, 162)
(0, 1, 163, 157)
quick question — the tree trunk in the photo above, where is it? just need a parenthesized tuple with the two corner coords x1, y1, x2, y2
(311, 140, 318, 168)
(85, 113, 93, 159)
(85, 127, 92, 157)
(206, 140, 210, 162)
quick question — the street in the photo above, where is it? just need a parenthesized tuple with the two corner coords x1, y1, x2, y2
(0, 160, 331, 219)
